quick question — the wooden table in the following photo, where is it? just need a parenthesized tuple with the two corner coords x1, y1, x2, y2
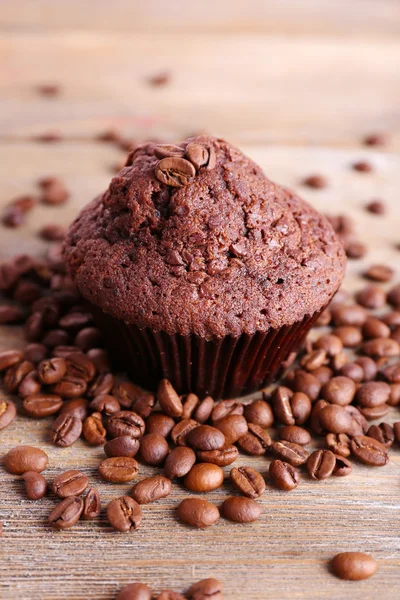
(0, 2, 400, 598)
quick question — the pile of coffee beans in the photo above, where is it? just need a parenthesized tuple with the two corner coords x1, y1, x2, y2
(115, 577, 222, 599)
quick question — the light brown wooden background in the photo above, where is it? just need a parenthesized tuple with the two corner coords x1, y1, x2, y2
(0, 2, 400, 599)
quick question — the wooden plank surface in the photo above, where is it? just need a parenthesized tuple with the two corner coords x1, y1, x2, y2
(1, 2, 400, 599)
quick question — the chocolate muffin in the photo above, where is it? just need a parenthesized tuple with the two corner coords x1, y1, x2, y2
(64, 136, 346, 397)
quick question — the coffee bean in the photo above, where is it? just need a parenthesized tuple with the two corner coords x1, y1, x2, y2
(88, 372, 114, 398)
(83, 412, 106, 445)
(196, 446, 239, 467)
(104, 436, 140, 458)
(37, 357, 66, 384)
(293, 371, 321, 401)
(49, 496, 84, 530)
(381, 363, 400, 383)
(51, 413, 82, 446)
(18, 370, 41, 397)
(185, 142, 215, 170)
(89, 394, 121, 416)
(139, 433, 169, 465)
(221, 496, 262, 523)
(98, 457, 139, 483)
(344, 405, 369, 434)
(157, 591, 185, 600)
(164, 446, 196, 479)
(52, 470, 88, 498)
(244, 399, 274, 428)
(82, 488, 101, 520)
(184, 463, 224, 492)
(23, 393, 63, 418)
(177, 498, 220, 528)
(4, 445, 48, 475)
(325, 433, 351, 458)
(362, 338, 400, 357)
(187, 578, 223, 600)
(321, 376, 356, 406)
(154, 143, 184, 159)
(366, 423, 394, 447)
(354, 356, 377, 381)
(180, 393, 199, 420)
(145, 412, 175, 438)
(333, 455, 352, 477)
(41, 178, 69, 205)
(314, 334, 343, 356)
(332, 304, 367, 327)
(193, 395, 214, 423)
(155, 157, 196, 187)
(339, 362, 364, 382)
(213, 415, 248, 445)
(318, 404, 354, 434)
(335, 326, 363, 347)
(237, 423, 272, 455)
(388, 284, 400, 308)
(116, 582, 152, 600)
(388, 384, 400, 406)
(4, 360, 34, 392)
(53, 345, 82, 359)
(269, 460, 300, 491)
(59, 397, 89, 421)
(302, 174, 327, 189)
(0, 399, 17, 430)
(271, 441, 308, 466)
(345, 241, 367, 259)
(0, 305, 25, 324)
(2, 204, 25, 227)
(356, 381, 391, 407)
(331, 552, 377, 580)
(230, 466, 265, 498)
(65, 352, 96, 381)
(131, 475, 172, 504)
(330, 351, 348, 371)
(132, 393, 156, 419)
(51, 374, 87, 398)
(74, 327, 102, 351)
(350, 435, 388, 466)
(290, 392, 312, 425)
(24, 343, 47, 363)
(211, 399, 243, 422)
(107, 496, 142, 532)
(106, 410, 145, 440)
(171, 419, 199, 446)
(300, 349, 327, 371)
(363, 317, 390, 340)
(42, 330, 70, 348)
(111, 380, 141, 407)
(157, 379, 183, 417)
(59, 312, 93, 331)
(22, 471, 47, 500)
(307, 449, 335, 480)
(365, 264, 393, 282)
(356, 285, 386, 310)
(309, 399, 329, 434)
(359, 404, 390, 420)
(279, 425, 310, 446)
(272, 387, 294, 425)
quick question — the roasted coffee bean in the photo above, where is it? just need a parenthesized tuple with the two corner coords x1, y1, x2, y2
(155, 156, 196, 187)
(116, 583, 152, 600)
(388, 284, 400, 308)
(321, 376, 356, 406)
(269, 460, 300, 491)
(111, 380, 141, 407)
(4, 445, 48, 474)
(302, 174, 327, 188)
(293, 371, 321, 401)
(356, 285, 386, 309)
(89, 394, 120, 416)
(196, 445, 239, 467)
(39, 224, 66, 241)
(37, 357, 66, 385)
(2, 204, 25, 227)
(181, 393, 199, 420)
(4, 360, 34, 393)
(42, 330, 70, 347)
(164, 446, 196, 479)
(211, 399, 243, 422)
(51, 413, 82, 447)
(154, 143, 184, 159)
(132, 393, 156, 419)
(88, 372, 114, 398)
(359, 404, 390, 420)
(41, 179, 69, 205)
(177, 498, 220, 528)
(332, 304, 367, 327)
(24, 343, 47, 363)
(318, 404, 354, 434)
(271, 441, 308, 466)
(139, 433, 169, 465)
(366, 423, 394, 447)
(171, 419, 199, 446)
(157, 379, 183, 417)
(339, 362, 364, 383)
(22, 471, 47, 500)
(0, 305, 25, 324)
(330, 351, 348, 371)
(106, 410, 145, 440)
(98, 457, 139, 483)
(51, 375, 87, 398)
(131, 475, 172, 504)
(185, 142, 215, 170)
(279, 425, 310, 446)
(383, 310, 400, 327)
(59, 312, 93, 330)
(312, 366, 333, 384)
(82, 488, 101, 520)
(145, 412, 175, 438)
(350, 435, 388, 466)
(104, 436, 140, 458)
(381, 363, 400, 383)
(230, 466, 265, 498)
(52, 470, 88, 498)
(333, 455, 352, 476)
(388, 383, 400, 406)
(65, 352, 96, 381)
(356, 381, 391, 407)
(18, 370, 41, 397)
(362, 337, 400, 357)
(59, 397, 89, 421)
(237, 423, 272, 455)
(23, 393, 63, 418)
(213, 415, 248, 445)
(193, 395, 214, 423)
(365, 264, 393, 282)
(221, 496, 262, 523)
(187, 578, 223, 600)
(49, 496, 84, 530)
(74, 327, 102, 351)
(314, 334, 343, 356)
(0, 399, 17, 431)
(157, 591, 185, 600)
(83, 412, 106, 445)
(331, 552, 377, 581)
(354, 356, 377, 381)
(107, 496, 142, 532)
(301, 348, 328, 371)
(325, 433, 351, 458)
(52, 345, 81, 358)
(272, 387, 294, 425)
(344, 405, 369, 434)
(309, 399, 329, 435)
(335, 326, 363, 347)
(25, 312, 45, 341)
(307, 449, 335, 480)
(244, 399, 274, 428)
(184, 463, 224, 492)
(290, 392, 312, 425)
(363, 317, 390, 340)
(346, 242, 368, 259)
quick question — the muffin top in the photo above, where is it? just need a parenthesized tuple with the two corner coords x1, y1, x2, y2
(64, 136, 346, 339)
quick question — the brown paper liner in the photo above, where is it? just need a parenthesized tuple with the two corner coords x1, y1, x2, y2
(91, 305, 322, 399)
